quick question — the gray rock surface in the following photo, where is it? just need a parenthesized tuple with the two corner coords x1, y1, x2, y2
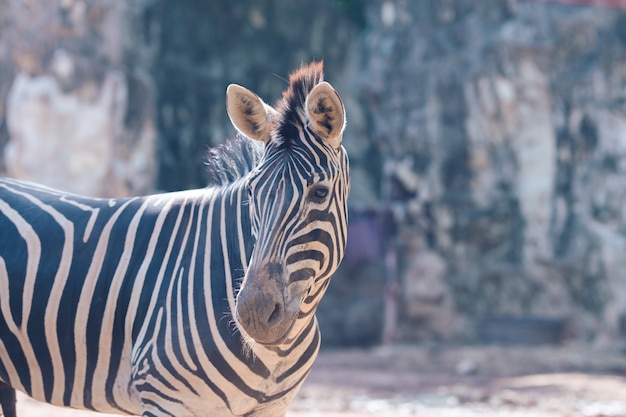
(0, 0, 155, 197)
(351, 0, 626, 345)
(2, 0, 626, 345)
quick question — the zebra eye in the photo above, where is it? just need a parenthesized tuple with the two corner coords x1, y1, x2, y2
(309, 186, 329, 203)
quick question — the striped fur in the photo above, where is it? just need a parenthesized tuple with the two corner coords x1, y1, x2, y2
(0, 62, 349, 417)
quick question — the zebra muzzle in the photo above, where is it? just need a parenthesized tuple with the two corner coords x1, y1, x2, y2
(235, 265, 297, 345)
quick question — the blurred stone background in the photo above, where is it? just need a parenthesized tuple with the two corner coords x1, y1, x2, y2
(1, 0, 626, 347)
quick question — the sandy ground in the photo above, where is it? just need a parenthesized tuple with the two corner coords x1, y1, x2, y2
(6, 344, 626, 417)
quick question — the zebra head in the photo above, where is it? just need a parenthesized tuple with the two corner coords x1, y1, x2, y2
(226, 62, 349, 346)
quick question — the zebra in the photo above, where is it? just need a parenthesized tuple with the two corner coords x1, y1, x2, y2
(0, 61, 348, 417)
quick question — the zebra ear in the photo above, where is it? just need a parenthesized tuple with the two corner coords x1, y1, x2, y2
(305, 81, 346, 149)
(226, 84, 277, 143)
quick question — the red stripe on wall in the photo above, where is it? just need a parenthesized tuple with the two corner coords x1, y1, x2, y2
(524, 0, 626, 8)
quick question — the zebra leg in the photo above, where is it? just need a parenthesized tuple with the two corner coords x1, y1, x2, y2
(0, 382, 16, 417)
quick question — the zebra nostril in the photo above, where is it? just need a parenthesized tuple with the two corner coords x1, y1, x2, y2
(267, 302, 282, 326)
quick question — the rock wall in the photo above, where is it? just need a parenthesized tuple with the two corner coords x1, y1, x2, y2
(149, 0, 362, 191)
(0, 1, 155, 197)
(353, 0, 626, 345)
(2, 0, 626, 345)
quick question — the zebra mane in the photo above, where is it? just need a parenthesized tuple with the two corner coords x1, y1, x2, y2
(205, 135, 263, 187)
(275, 61, 325, 144)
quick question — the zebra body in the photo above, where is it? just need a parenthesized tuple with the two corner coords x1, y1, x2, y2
(0, 62, 348, 416)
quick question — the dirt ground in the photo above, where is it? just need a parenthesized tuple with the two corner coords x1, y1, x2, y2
(8, 344, 626, 417)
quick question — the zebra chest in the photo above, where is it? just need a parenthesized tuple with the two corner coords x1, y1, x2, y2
(128, 329, 314, 417)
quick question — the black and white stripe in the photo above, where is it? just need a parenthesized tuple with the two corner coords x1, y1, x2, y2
(0, 61, 348, 417)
